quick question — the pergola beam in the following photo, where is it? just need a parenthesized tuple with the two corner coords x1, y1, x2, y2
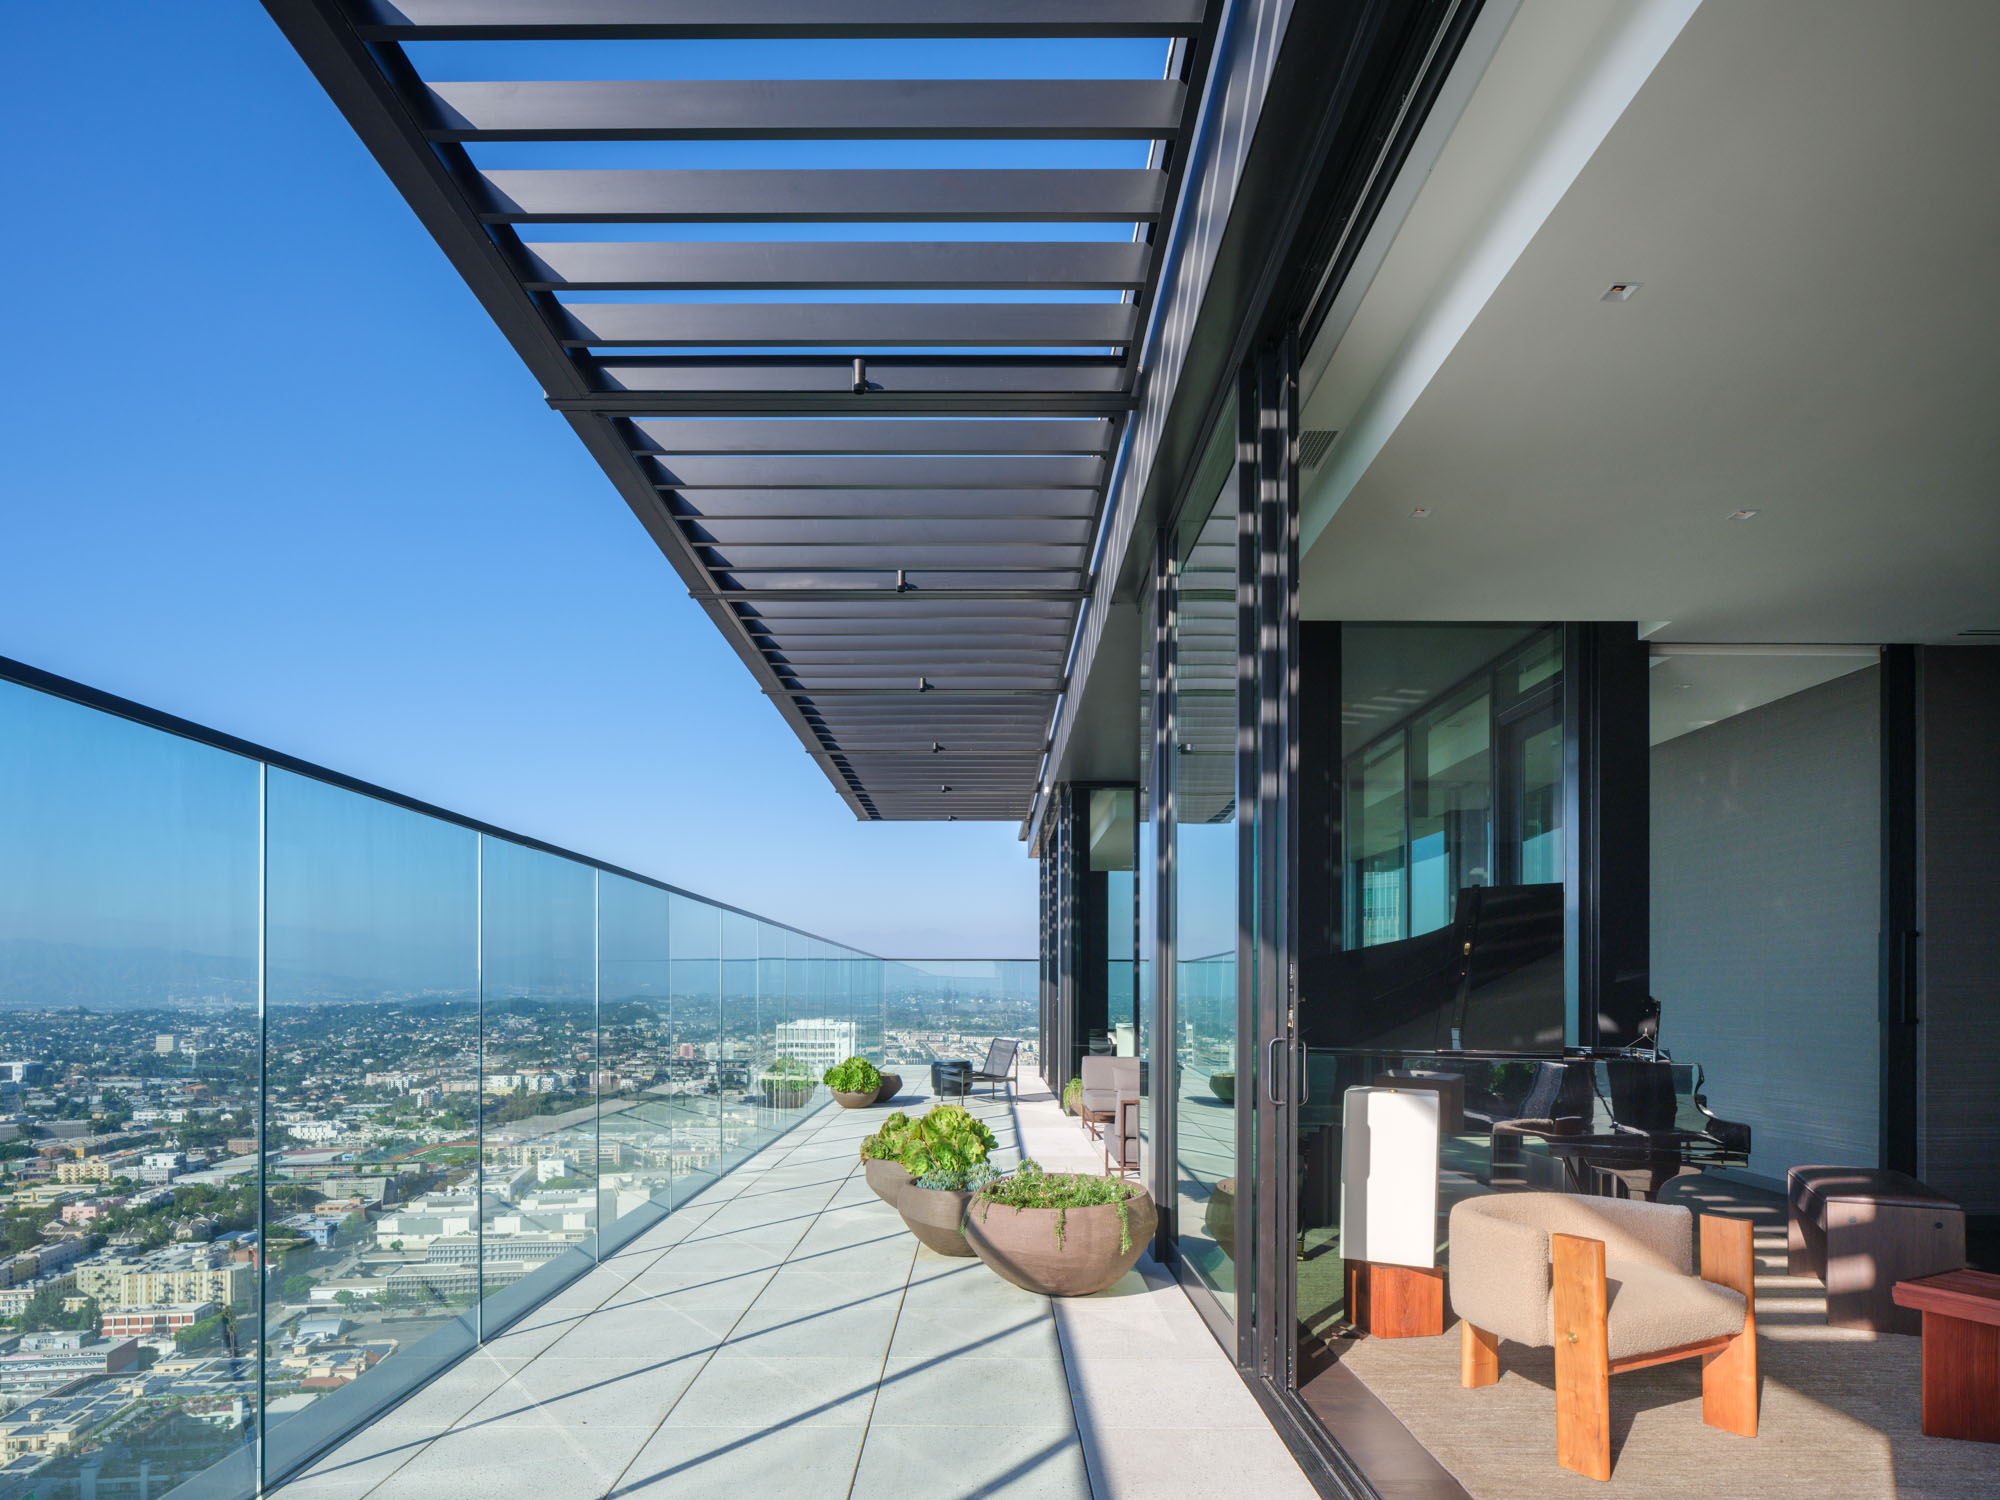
(558, 301, 1138, 349)
(426, 79, 1184, 140)
(521, 240, 1151, 292)
(478, 168, 1168, 224)
(356, 1, 1204, 41)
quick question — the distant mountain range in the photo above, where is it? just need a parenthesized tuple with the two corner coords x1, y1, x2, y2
(0, 937, 257, 1010)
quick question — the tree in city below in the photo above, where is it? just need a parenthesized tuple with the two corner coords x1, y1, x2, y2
(14, 1286, 97, 1332)
(174, 1310, 229, 1353)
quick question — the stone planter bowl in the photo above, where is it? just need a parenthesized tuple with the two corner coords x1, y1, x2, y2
(1203, 1178, 1237, 1262)
(896, 1183, 978, 1257)
(1208, 1072, 1235, 1104)
(832, 1087, 878, 1109)
(760, 1081, 814, 1109)
(964, 1185, 1156, 1296)
(862, 1156, 912, 1206)
(874, 1073, 903, 1103)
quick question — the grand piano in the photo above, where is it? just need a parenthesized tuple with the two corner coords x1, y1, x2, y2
(1301, 882, 1751, 1204)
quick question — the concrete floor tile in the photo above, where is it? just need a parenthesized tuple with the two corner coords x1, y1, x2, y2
(538, 1303, 737, 1360)
(754, 1265, 908, 1311)
(872, 1355, 1076, 1429)
(456, 1353, 706, 1430)
(614, 1421, 866, 1495)
(663, 1353, 882, 1428)
(365, 1422, 651, 1500)
(1082, 1424, 1319, 1500)
(1066, 1354, 1270, 1432)
(888, 1294, 1059, 1361)
(643, 1235, 791, 1276)
(849, 1423, 1090, 1500)
(609, 1256, 772, 1297)
(724, 1292, 904, 1359)
(781, 1234, 915, 1278)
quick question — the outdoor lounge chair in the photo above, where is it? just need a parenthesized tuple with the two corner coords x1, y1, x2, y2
(970, 1038, 1019, 1099)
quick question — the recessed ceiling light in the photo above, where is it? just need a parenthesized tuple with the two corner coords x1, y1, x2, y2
(1410, 507, 1433, 519)
(1728, 509, 1759, 521)
(1602, 282, 1642, 302)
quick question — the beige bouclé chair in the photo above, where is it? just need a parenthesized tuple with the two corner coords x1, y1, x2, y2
(1449, 1193, 1758, 1480)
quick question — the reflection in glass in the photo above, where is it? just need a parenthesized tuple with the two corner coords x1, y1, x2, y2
(477, 841, 596, 1330)
(597, 874, 676, 1246)
(0, 670, 864, 1498)
(1295, 623, 1569, 1377)
(0, 681, 262, 1498)
(262, 771, 479, 1473)
(1170, 441, 1240, 1315)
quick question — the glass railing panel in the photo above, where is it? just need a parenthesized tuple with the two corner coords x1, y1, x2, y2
(883, 961, 1039, 1083)
(596, 873, 674, 1250)
(717, 909, 764, 1171)
(666, 893, 722, 1199)
(0, 665, 904, 1496)
(261, 769, 479, 1478)
(0, 679, 263, 1500)
(475, 840, 595, 1330)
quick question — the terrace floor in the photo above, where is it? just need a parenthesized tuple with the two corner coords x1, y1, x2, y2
(278, 1084, 1317, 1500)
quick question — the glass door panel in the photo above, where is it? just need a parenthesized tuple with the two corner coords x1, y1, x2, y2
(1168, 435, 1241, 1317)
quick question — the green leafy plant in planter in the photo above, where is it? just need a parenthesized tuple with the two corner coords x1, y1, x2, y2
(758, 1056, 815, 1107)
(860, 1111, 913, 1161)
(913, 1163, 1000, 1193)
(893, 1104, 998, 1178)
(979, 1160, 1135, 1252)
(858, 1111, 916, 1205)
(965, 1159, 1157, 1296)
(824, 1056, 883, 1107)
(825, 1056, 882, 1093)
(891, 1105, 1000, 1256)
(1061, 1077, 1083, 1115)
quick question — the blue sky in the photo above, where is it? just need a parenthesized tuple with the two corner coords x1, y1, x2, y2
(0, 9, 1167, 956)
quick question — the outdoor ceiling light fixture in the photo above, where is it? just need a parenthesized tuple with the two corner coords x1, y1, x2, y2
(1601, 281, 1643, 301)
(1728, 509, 1760, 521)
(1410, 507, 1433, 519)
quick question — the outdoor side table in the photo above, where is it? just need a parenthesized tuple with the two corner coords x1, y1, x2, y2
(931, 1060, 972, 1099)
(1891, 1269, 2000, 1443)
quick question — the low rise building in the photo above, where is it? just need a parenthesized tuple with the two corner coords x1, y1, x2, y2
(98, 1302, 218, 1339)
(0, 1332, 139, 1389)
(72, 1245, 253, 1311)
(138, 1151, 186, 1183)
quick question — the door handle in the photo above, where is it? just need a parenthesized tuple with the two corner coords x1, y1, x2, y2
(1266, 1037, 1284, 1105)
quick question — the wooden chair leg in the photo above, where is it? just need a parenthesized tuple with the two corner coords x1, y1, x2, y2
(1553, 1232, 1612, 1481)
(1699, 1214, 1759, 1437)
(1461, 1321, 1500, 1388)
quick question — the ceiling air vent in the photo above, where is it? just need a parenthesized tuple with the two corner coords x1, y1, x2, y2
(1299, 428, 1340, 469)
(1957, 628, 2000, 637)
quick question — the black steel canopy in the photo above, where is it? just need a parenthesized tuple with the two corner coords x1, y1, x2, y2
(266, 0, 1216, 820)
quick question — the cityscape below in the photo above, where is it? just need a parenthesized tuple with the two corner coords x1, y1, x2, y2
(0, 979, 1035, 1500)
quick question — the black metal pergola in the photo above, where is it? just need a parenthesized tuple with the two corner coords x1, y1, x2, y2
(265, 1, 1217, 821)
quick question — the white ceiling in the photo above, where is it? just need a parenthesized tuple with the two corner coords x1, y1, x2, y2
(1297, 0, 2000, 644)
(1646, 648, 1876, 746)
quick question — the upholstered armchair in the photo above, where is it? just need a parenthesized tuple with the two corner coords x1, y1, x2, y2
(1078, 1056, 1139, 1166)
(1449, 1193, 1757, 1480)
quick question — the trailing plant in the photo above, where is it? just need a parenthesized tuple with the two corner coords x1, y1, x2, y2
(860, 1111, 914, 1161)
(1061, 1078, 1082, 1113)
(893, 1104, 998, 1179)
(823, 1056, 882, 1094)
(977, 1159, 1137, 1253)
(912, 1163, 999, 1193)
